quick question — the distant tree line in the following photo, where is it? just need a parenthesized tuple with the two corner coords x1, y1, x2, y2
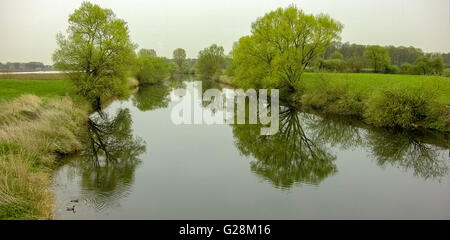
(318, 41, 448, 75)
(0, 62, 53, 71)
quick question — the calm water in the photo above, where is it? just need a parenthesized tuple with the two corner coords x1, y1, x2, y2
(53, 76, 450, 219)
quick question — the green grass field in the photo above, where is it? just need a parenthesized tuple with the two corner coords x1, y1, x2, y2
(301, 73, 450, 104)
(0, 79, 73, 101)
(297, 72, 450, 131)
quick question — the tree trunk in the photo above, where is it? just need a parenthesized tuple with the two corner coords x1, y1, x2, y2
(93, 96, 102, 111)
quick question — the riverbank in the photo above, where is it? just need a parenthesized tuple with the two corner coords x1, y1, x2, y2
(0, 75, 140, 219)
(227, 72, 450, 133)
(299, 73, 450, 132)
(0, 95, 90, 219)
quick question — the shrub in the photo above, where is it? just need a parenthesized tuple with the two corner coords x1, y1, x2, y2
(364, 87, 436, 129)
(400, 63, 414, 74)
(346, 56, 364, 73)
(384, 64, 400, 74)
(301, 77, 364, 117)
(318, 59, 347, 73)
(443, 68, 450, 77)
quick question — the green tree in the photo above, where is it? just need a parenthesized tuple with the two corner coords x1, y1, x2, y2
(52, 2, 136, 108)
(413, 57, 431, 75)
(138, 49, 157, 57)
(412, 56, 444, 75)
(430, 56, 444, 75)
(330, 50, 344, 60)
(194, 44, 225, 80)
(400, 62, 414, 74)
(387, 45, 423, 65)
(346, 56, 364, 73)
(172, 48, 188, 73)
(364, 46, 391, 73)
(232, 6, 343, 91)
(318, 58, 346, 72)
(135, 55, 175, 84)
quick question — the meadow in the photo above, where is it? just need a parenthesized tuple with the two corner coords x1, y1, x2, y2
(0, 79, 73, 101)
(301, 73, 450, 104)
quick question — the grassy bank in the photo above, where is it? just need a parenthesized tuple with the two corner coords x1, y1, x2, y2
(0, 94, 89, 219)
(299, 73, 450, 132)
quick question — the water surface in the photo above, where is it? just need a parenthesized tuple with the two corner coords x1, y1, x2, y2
(53, 76, 450, 219)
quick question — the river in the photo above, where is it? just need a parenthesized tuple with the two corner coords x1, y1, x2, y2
(52, 75, 450, 219)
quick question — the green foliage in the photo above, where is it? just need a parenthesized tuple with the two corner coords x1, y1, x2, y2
(400, 62, 414, 74)
(387, 45, 423, 65)
(135, 55, 175, 84)
(384, 64, 400, 74)
(224, 56, 235, 77)
(364, 45, 391, 73)
(324, 42, 424, 67)
(52, 1, 136, 106)
(299, 72, 450, 132)
(346, 56, 364, 73)
(364, 87, 438, 129)
(138, 48, 157, 57)
(443, 68, 450, 77)
(330, 50, 344, 60)
(232, 6, 343, 91)
(317, 58, 347, 72)
(323, 41, 366, 60)
(412, 56, 444, 75)
(172, 48, 188, 73)
(301, 76, 364, 117)
(194, 44, 225, 80)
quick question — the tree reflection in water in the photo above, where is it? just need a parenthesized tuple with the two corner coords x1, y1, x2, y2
(232, 100, 450, 189)
(232, 104, 337, 189)
(366, 130, 449, 180)
(76, 108, 146, 211)
(132, 84, 171, 111)
(304, 113, 450, 180)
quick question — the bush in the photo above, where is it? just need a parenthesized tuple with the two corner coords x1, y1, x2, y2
(301, 77, 364, 117)
(443, 68, 450, 77)
(412, 56, 444, 75)
(384, 64, 400, 74)
(364, 87, 437, 129)
(346, 56, 364, 73)
(400, 63, 414, 74)
(318, 59, 347, 72)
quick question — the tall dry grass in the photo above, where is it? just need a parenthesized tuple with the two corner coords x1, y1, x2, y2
(0, 94, 89, 219)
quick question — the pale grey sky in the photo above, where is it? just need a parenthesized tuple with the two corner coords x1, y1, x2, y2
(0, 0, 449, 64)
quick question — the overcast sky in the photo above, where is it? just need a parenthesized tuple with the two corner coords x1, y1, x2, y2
(0, 0, 449, 64)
